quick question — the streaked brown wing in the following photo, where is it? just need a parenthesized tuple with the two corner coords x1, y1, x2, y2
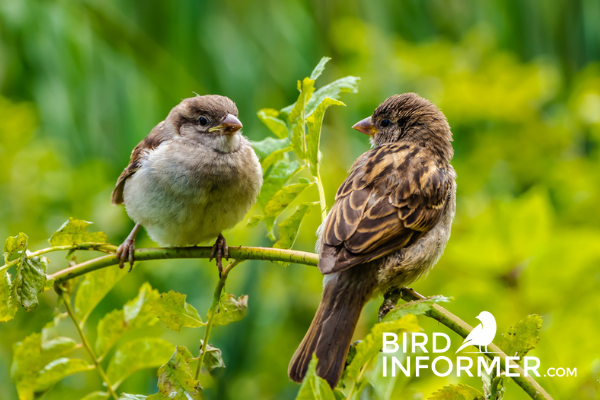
(111, 122, 170, 205)
(319, 143, 452, 274)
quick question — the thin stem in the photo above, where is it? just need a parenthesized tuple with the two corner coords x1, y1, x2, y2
(397, 289, 553, 400)
(195, 260, 242, 379)
(49, 246, 319, 284)
(58, 288, 119, 400)
(315, 173, 328, 222)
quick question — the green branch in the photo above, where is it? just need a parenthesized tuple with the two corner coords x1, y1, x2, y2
(397, 289, 553, 400)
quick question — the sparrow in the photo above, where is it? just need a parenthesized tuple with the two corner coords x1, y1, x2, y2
(111, 95, 262, 275)
(288, 93, 456, 387)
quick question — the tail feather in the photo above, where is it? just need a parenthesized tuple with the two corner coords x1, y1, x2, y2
(288, 275, 368, 388)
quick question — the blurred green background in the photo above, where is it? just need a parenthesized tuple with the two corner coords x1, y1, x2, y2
(1, 0, 600, 399)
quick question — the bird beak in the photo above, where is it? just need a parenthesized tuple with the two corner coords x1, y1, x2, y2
(209, 113, 243, 135)
(352, 116, 378, 136)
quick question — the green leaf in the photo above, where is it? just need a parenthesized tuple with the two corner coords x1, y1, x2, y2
(0, 270, 17, 322)
(74, 265, 127, 325)
(95, 283, 160, 357)
(496, 315, 543, 359)
(150, 290, 204, 331)
(310, 57, 331, 80)
(265, 182, 314, 219)
(3, 232, 28, 263)
(33, 358, 91, 392)
(212, 293, 248, 326)
(305, 76, 360, 117)
(251, 137, 291, 163)
(11, 251, 47, 311)
(291, 122, 306, 159)
(107, 337, 174, 388)
(295, 355, 335, 400)
(247, 215, 264, 227)
(49, 218, 108, 246)
(274, 202, 318, 250)
(257, 109, 289, 139)
(119, 394, 149, 400)
(345, 314, 420, 382)
(155, 346, 201, 400)
(428, 384, 485, 400)
(306, 98, 345, 176)
(258, 159, 302, 207)
(289, 77, 316, 123)
(200, 341, 225, 371)
(11, 333, 78, 400)
(382, 296, 452, 322)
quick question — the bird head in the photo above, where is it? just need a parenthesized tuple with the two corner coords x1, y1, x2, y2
(171, 95, 243, 152)
(476, 311, 495, 324)
(352, 93, 453, 161)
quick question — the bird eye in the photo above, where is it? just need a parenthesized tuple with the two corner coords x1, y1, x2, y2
(198, 116, 208, 126)
(381, 119, 391, 127)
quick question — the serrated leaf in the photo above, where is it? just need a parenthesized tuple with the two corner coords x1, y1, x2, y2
(49, 218, 108, 246)
(305, 76, 360, 117)
(382, 296, 452, 322)
(251, 137, 291, 162)
(95, 283, 160, 357)
(291, 122, 306, 159)
(200, 341, 225, 371)
(11, 333, 78, 400)
(1, 270, 17, 322)
(151, 291, 204, 331)
(156, 346, 201, 400)
(306, 98, 345, 175)
(3, 232, 28, 263)
(212, 293, 248, 326)
(295, 355, 335, 400)
(310, 57, 331, 80)
(107, 337, 174, 387)
(258, 159, 302, 211)
(257, 109, 289, 139)
(345, 314, 420, 382)
(74, 266, 127, 325)
(496, 315, 543, 359)
(274, 202, 318, 250)
(11, 251, 47, 311)
(247, 215, 264, 227)
(265, 182, 314, 219)
(428, 384, 485, 400)
(33, 358, 91, 392)
(289, 77, 316, 123)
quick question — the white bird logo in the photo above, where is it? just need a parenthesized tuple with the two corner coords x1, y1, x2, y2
(455, 311, 497, 353)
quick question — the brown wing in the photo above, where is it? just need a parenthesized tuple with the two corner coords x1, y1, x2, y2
(319, 143, 453, 274)
(111, 121, 171, 205)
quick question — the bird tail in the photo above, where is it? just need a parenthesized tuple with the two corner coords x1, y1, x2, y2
(288, 274, 368, 388)
(455, 339, 473, 354)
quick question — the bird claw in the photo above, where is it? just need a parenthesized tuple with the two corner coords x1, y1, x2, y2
(116, 238, 136, 272)
(210, 234, 229, 278)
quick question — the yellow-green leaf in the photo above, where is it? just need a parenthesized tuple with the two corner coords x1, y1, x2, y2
(200, 341, 225, 372)
(150, 291, 204, 331)
(257, 109, 289, 139)
(496, 315, 543, 359)
(3, 232, 28, 263)
(305, 76, 360, 117)
(155, 346, 201, 400)
(212, 293, 248, 326)
(382, 296, 452, 322)
(107, 337, 174, 388)
(295, 355, 335, 400)
(81, 391, 109, 400)
(1, 270, 17, 322)
(289, 77, 316, 123)
(309, 57, 331, 80)
(274, 202, 318, 250)
(306, 98, 345, 176)
(345, 314, 420, 382)
(49, 218, 108, 246)
(74, 266, 127, 325)
(291, 122, 306, 160)
(33, 358, 91, 393)
(265, 182, 314, 219)
(428, 384, 485, 400)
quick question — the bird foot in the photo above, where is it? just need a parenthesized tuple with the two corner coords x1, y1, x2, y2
(116, 223, 140, 272)
(210, 234, 229, 278)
